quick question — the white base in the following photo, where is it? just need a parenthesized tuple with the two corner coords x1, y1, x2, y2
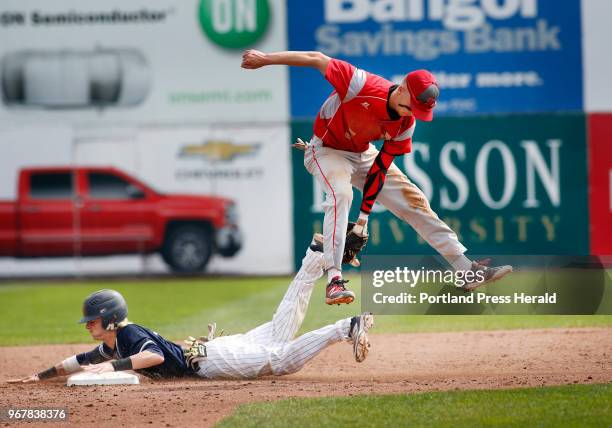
(67, 371, 140, 386)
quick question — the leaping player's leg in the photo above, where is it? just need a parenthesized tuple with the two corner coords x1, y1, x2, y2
(304, 137, 356, 305)
(244, 243, 324, 345)
(369, 163, 467, 257)
(351, 148, 465, 256)
(352, 150, 512, 290)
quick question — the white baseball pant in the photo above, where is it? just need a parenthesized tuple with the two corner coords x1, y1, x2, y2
(304, 136, 467, 273)
(195, 249, 351, 379)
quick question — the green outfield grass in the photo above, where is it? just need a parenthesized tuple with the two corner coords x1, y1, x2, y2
(0, 275, 610, 346)
(218, 384, 612, 428)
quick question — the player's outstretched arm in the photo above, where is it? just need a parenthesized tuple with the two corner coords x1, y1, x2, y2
(241, 50, 330, 75)
(6, 359, 77, 384)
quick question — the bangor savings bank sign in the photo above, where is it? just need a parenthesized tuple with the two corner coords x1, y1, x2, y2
(288, 0, 583, 116)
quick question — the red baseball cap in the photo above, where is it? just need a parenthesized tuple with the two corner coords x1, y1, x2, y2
(406, 70, 439, 121)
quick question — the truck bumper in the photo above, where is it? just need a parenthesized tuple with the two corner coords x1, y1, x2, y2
(216, 226, 242, 257)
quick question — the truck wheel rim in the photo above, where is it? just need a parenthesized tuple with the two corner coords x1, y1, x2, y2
(173, 233, 208, 269)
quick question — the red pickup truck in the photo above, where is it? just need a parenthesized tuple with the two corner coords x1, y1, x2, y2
(0, 166, 242, 273)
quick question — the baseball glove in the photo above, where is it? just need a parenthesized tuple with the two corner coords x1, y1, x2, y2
(183, 323, 224, 370)
(343, 222, 368, 267)
(310, 222, 369, 266)
(184, 336, 207, 370)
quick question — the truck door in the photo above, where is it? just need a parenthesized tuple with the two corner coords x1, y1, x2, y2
(79, 171, 154, 254)
(19, 171, 77, 256)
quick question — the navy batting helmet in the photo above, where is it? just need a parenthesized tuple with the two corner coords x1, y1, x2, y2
(79, 289, 128, 330)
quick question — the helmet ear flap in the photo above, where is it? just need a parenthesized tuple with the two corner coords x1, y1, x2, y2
(105, 315, 117, 331)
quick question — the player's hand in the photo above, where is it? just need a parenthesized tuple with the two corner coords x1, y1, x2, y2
(7, 374, 39, 384)
(241, 49, 268, 69)
(353, 218, 368, 237)
(82, 362, 114, 374)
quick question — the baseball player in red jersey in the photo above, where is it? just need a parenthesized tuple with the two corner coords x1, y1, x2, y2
(242, 50, 512, 305)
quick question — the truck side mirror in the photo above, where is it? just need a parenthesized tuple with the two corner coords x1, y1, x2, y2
(126, 184, 145, 200)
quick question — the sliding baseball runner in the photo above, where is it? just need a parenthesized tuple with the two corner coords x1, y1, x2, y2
(242, 50, 512, 304)
(7, 238, 373, 383)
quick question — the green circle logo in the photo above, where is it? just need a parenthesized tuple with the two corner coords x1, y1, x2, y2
(199, 0, 270, 49)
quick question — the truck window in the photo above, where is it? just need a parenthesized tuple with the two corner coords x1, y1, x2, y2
(29, 172, 73, 199)
(88, 172, 133, 199)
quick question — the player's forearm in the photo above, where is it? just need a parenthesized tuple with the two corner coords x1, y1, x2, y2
(267, 51, 328, 66)
(35, 364, 61, 380)
(360, 150, 396, 214)
(128, 350, 164, 370)
(35, 356, 81, 381)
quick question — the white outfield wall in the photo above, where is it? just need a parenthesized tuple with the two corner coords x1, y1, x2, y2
(582, 0, 612, 112)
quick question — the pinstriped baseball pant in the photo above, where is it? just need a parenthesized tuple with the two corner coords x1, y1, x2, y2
(195, 249, 351, 379)
(304, 137, 467, 273)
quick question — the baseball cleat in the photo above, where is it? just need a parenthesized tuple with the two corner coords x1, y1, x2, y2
(326, 276, 355, 305)
(349, 312, 374, 362)
(310, 235, 355, 304)
(462, 261, 513, 292)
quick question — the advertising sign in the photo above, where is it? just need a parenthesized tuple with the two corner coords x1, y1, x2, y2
(0, 0, 288, 125)
(288, 0, 582, 117)
(588, 114, 612, 255)
(292, 114, 588, 268)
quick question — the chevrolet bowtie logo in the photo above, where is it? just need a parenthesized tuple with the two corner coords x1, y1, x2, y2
(179, 141, 260, 162)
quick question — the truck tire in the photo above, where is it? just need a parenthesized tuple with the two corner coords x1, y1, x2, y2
(161, 225, 212, 273)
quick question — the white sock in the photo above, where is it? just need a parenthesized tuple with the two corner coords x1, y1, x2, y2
(327, 268, 341, 282)
(448, 254, 472, 271)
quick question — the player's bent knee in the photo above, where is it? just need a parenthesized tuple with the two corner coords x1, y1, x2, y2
(334, 186, 353, 206)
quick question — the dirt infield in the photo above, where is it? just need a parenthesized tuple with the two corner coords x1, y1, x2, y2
(1, 328, 610, 427)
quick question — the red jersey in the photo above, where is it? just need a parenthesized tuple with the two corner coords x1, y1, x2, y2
(313, 59, 415, 155)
